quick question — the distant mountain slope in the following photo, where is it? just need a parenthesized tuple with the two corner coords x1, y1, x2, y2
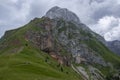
(0, 6, 120, 80)
(107, 40, 120, 55)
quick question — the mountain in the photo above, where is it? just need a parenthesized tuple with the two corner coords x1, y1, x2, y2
(0, 6, 120, 80)
(107, 40, 120, 55)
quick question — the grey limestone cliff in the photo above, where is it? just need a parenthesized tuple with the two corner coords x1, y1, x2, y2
(45, 6, 80, 24)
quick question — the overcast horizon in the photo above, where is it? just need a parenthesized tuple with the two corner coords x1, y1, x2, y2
(0, 0, 120, 41)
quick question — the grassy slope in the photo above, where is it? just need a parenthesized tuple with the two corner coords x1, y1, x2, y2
(84, 38, 120, 77)
(0, 46, 82, 80)
(85, 38, 120, 67)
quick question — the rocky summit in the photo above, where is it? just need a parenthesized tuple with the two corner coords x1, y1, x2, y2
(45, 6, 80, 24)
(0, 6, 120, 80)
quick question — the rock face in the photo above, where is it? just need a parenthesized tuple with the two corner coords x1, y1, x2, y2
(52, 19, 106, 66)
(88, 66, 105, 80)
(25, 17, 71, 66)
(107, 40, 120, 55)
(45, 6, 80, 24)
(24, 16, 106, 66)
(46, 6, 108, 51)
(23, 6, 108, 66)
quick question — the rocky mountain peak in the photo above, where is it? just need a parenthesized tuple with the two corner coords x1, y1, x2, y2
(45, 6, 80, 24)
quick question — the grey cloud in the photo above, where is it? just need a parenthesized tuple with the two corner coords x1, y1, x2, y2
(111, 5, 120, 17)
(92, 7, 112, 21)
(28, 1, 48, 18)
(89, 0, 105, 5)
(91, 4, 120, 22)
(0, 6, 11, 20)
(90, 16, 120, 41)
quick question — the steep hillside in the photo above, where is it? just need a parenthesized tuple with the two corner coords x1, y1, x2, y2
(0, 6, 120, 80)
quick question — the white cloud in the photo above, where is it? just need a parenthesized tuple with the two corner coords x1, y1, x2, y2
(90, 16, 120, 41)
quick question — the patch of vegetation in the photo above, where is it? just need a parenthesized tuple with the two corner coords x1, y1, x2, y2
(85, 38, 120, 67)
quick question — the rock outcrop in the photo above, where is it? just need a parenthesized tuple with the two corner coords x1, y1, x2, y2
(45, 6, 80, 24)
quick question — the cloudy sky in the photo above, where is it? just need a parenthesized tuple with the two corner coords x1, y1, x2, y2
(0, 0, 120, 41)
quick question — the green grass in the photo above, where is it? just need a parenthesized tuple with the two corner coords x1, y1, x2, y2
(0, 46, 82, 80)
